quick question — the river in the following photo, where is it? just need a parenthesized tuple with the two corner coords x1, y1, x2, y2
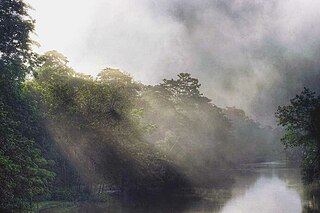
(42, 162, 320, 213)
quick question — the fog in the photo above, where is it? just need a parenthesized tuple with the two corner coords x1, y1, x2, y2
(220, 177, 302, 213)
(4, 0, 320, 211)
(27, 0, 320, 125)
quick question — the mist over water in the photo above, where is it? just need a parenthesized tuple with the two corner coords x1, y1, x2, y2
(42, 164, 316, 213)
(3, 0, 320, 212)
(220, 177, 301, 213)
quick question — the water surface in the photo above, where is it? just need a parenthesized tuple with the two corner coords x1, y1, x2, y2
(41, 162, 320, 213)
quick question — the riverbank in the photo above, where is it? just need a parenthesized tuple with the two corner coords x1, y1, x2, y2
(33, 162, 320, 213)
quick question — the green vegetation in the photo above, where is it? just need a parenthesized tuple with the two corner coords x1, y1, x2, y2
(141, 74, 283, 185)
(0, 0, 291, 211)
(0, 0, 54, 210)
(31, 51, 189, 198)
(276, 88, 320, 183)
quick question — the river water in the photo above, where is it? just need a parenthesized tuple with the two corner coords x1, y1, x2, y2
(44, 162, 320, 213)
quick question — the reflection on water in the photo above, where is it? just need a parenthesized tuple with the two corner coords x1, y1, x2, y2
(220, 177, 301, 213)
(42, 162, 320, 213)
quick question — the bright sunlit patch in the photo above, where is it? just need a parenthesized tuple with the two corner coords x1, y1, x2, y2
(220, 177, 302, 213)
(26, 0, 100, 73)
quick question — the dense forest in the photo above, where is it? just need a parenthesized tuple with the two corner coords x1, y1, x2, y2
(1, 0, 320, 212)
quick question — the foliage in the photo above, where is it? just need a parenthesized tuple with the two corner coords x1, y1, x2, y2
(140, 73, 285, 185)
(0, 0, 54, 209)
(0, 0, 298, 209)
(224, 107, 283, 164)
(276, 88, 320, 182)
(0, 0, 37, 83)
(30, 52, 189, 197)
(160, 73, 210, 107)
(141, 73, 233, 185)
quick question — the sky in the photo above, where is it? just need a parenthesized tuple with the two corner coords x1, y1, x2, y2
(26, 0, 320, 125)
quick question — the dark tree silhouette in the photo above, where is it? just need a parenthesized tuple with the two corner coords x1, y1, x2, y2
(276, 88, 320, 182)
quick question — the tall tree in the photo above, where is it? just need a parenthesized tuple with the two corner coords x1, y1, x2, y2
(276, 88, 320, 182)
(160, 73, 211, 110)
(0, 0, 54, 209)
(161, 73, 208, 100)
(0, 0, 36, 83)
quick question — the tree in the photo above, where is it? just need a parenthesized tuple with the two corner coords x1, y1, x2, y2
(160, 73, 211, 110)
(31, 52, 189, 197)
(276, 88, 320, 182)
(224, 107, 283, 164)
(97, 68, 141, 95)
(161, 73, 208, 100)
(0, 0, 54, 209)
(141, 73, 235, 186)
(97, 68, 133, 85)
(0, 0, 36, 83)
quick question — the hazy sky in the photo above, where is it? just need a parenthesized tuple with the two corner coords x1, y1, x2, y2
(26, 0, 320, 125)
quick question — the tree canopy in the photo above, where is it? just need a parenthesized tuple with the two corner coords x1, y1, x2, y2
(0, 0, 54, 209)
(276, 88, 320, 182)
